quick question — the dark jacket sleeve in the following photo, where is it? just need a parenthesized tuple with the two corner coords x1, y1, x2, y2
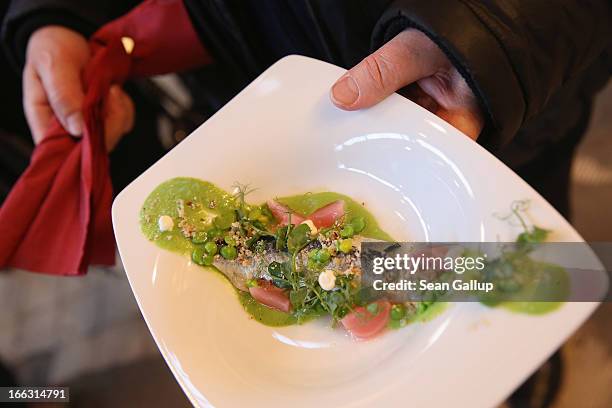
(1, 0, 139, 70)
(373, 0, 611, 149)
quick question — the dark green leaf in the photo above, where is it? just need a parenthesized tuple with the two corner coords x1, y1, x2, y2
(517, 226, 549, 245)
(268, 261, 284, 278)
(272, 278, 292, 289)
(275, 226, 288, 251)
(290, 288, 307, 307)
(287, 224, 311, 253)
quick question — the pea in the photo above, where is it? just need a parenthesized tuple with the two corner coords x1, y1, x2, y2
(208, 228, 223, 240)
(220, 245, 237, 260)
(338, 239, 353, 254)
(268, 261, 283, 278)
(315, 249, 331, 263)
(350, 217, 366, 233)
(204, 241, 218, 255)
(202, 253, 215, 266)
(191, 231, 208, 244)
(340, 225, 354, 238)
(390, 304, 406, 320)
(224, 235, 236, 246)
(191, 246, 206, 265)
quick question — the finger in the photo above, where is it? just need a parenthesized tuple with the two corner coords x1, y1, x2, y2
(23, 64, 54, 144)
(435, 109, 484, 140)
(35, 50, 85, 136)
(104, 86, 135, 151)
(417, 73, 484, 140)
(331, 29, 447, 110)
(399, 84, 439, 113)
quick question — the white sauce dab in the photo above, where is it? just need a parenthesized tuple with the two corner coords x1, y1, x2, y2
(318, 269, 336, 291)
(158, 215, 174, 232)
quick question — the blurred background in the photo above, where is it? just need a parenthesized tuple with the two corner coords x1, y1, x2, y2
(0, 19, 610, 408)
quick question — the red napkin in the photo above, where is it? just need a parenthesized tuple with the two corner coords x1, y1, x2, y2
(0, 0, 210, 275)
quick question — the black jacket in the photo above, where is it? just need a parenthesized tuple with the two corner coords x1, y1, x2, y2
(2, 0, 611, 168)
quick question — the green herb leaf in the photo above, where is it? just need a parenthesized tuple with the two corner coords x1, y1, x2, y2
(287, 223, 311, 253)
(272, 278, 292, 289)
(268, 261, 284, 278)
(275, 226, 289, 251)
(290, 288, 307, 307)
(516, 226, 550, 254)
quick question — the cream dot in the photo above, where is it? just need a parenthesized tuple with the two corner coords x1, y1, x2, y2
(158, 215, 174, 232)
(318, 269, 336, 291)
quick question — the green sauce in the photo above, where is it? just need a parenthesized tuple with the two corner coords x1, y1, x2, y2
(479, 258, 569, 315)
(140, 178, 401, 327)
(277, 192, 393, 241)
(411, 301, 449, 323)
(141, 177, 561, 330)
(140, 177, 235, 255)
(237, 292, 299, 326)
(499, 261, 568, 315)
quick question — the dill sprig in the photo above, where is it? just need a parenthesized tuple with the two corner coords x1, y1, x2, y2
(495, 200, 549, 246)
(231, 182, 257, 209)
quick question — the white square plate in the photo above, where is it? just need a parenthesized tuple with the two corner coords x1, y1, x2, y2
(112, 55, 601, 407)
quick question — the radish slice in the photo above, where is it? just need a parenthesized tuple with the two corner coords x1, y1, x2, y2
(307, 200, 345, 228)
(249, 280, 291, 312)
(341, 300, 391, 339)
(267, 199, 345, 229)
(266, 200, 306, 226)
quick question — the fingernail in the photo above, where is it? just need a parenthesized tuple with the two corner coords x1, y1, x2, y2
(331, 75, 359, 106)
(67, 112, 83, 136)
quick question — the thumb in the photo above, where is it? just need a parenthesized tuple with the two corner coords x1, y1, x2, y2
(330, 30, 447, 110)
